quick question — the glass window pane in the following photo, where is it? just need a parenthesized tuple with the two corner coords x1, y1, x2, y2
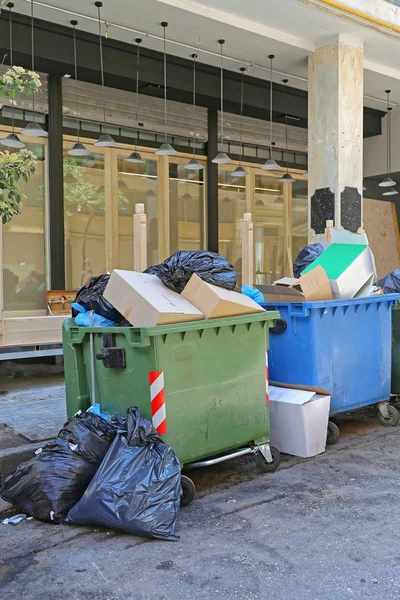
(292, 179, 308, 263)
(64, 150, 106, 289)
(254, 175, 284, 284)
(169, 163, 205, 254)
(218, 168, 246, 286)
(3, 142, 47, 312)
(117, 156, 158, 269)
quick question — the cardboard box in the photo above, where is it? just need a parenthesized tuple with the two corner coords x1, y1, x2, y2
(104, 270, 204, 327)
(181, 273, 265, 319)
(269, 384, 331, 458)
(302, 244, 376, 300)
(255, 265, 333, 303)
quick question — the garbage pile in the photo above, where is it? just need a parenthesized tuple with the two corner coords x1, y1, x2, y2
(1, 407, 181, 541)
(255, 230, 384, 303)
(72, 250, 264, 328)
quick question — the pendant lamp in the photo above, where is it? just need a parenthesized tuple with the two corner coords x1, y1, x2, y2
(94, 2, 116, 147)
(156, 22, 176, 156)
(262, 55, 280, 170)
(279, 79, 295, 183)
(68, 21, 90, 157)
(21, 0, 47, 137)
(185, 54, 203, 170)
(212, 39, 231, 164)
(1, 3, 25, 148)
(383, 187, 398, 196)
(127, 38, 145, 163)
(379, 90, 396, 187)
(230, 67, 248, 178)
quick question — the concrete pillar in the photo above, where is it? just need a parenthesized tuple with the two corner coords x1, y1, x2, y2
(308, 34, 363, 242)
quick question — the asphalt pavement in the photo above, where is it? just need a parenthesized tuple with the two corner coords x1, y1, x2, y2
(1, 412, 400, 600)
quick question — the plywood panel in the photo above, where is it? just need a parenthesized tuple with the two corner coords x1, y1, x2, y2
(3, 316, 66, 347)
(364, 198, 400, 279)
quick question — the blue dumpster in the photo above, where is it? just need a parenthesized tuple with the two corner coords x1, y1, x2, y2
(261, 294, 400, 443)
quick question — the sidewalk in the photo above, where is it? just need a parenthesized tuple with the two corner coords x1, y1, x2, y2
(0, 374, 66, 442)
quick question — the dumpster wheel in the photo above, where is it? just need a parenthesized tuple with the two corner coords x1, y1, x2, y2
(377, 404, 399, 427)
(326, 421, 340, 445)
(180, 475, 196, 507)
(255, 446, 281, 473)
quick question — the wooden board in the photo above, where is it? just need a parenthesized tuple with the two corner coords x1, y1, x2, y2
(363, 198, 400, 279)
(2, 316, 66, 347)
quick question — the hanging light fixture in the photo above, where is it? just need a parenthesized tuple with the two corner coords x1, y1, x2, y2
(383, 187, 398, 196)
(1, 3, 25, 148)
(185, 53, 203, 170)
(156, 22, 176, 155)
(94, 2, 116, 147)
(21, 0, 47, 136)
(279, 79, 295, 183)
(68, 21, 90, 157)
(230, 67, 248, 178)
(262, 55, 280, 170)
(127, 38, 145, 163)
(212, 39, 231, 164)
(379, 90, 396, 187)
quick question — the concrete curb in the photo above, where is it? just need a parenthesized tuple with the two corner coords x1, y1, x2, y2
(0, 439, 51, 486)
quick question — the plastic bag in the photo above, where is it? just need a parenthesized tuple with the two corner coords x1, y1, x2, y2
(293, 244, 329, 278)
(87, 403, 111, 421)
(72, 274, 123, 324)
(376, 270, 400, 294)
(145, 250, 237, 294)
(66, 407, 181, 541)
(1, 413, 117, 523)
(241, 284, 264, 305)
(71, 303, 117, 328)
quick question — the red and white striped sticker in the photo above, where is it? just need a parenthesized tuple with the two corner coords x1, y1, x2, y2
(266, 351, 270, 406)
(149, 371, 167, 434)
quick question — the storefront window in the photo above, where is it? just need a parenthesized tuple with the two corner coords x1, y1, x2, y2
(117, 156, 158, 269)
(3, 142, 47, 313)
(292, 180, 308, 263)
(64, 151, 106, 289)
(254, 175, 284, 284)
(218, 168, 246, 286)
(169, 163, 205, 254)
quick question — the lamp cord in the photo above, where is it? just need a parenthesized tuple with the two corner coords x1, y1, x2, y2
(163, 24, 167, 144)
(72, 23, 80, 143)
(192, 53, 197, 158)
(30, 0, 35, 121)
(135, 39, 141, 151)
(9, 3, 14, 132)
(97, 4, 106, 127)
(239, 67, 245, 165)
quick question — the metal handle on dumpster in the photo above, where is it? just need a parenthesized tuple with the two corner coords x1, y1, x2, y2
(270, 319, 287, 334)
(89, 312, 96, 406)
(96, 333, 126, 369)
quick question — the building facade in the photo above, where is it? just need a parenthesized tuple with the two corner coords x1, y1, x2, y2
(0, 0, 399, 353)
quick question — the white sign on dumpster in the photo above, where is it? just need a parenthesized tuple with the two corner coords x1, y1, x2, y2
(269, 385, 331, 458)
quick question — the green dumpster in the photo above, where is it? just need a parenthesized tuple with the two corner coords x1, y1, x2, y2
(392, 305, 400, 394)
(63, 311, 279, 503)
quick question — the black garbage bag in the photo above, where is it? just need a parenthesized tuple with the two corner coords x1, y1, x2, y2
(1, 413, 117, 523)
(377, 270, 400, 294)
(145, 250, 236, 294)
(72, 274, 124, 324)
(66, 407, 181, 541)
(58, 412, 117, 465)
(293, 244, 328, 278)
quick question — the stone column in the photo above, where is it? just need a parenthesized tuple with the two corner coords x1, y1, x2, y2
(308, 34, 363, 242)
